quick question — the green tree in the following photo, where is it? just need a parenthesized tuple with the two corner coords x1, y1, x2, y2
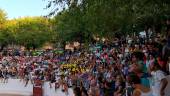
(0, 9, 6, 26)
(14, 17, 52, 49)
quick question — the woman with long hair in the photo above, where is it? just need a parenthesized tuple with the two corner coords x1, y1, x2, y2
(130, 74, 153, 96)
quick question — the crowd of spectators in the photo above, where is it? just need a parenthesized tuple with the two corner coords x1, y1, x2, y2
(0, 33, 170, 96)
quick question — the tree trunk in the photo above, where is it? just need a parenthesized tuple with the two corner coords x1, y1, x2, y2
(61, 41, 66, 50)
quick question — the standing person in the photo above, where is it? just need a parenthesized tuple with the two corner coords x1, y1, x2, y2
(24, 67, 30, 87)
(0, 68, 3, 83)
(150, 62, 168, 96)
(49, 72, 55, 88)
(19, 66, 24, 82)
(167, 57, 170, 74)
(64, 81, 69, 96)
(67, 76, 72, 88)
(55, 75, 60, 91)
(24, 73, 30, 87)
(29, 71, 34, 84)
(3, 67, 9, 83)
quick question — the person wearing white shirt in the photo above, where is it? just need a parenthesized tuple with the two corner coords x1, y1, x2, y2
(150, 62, 168, 96)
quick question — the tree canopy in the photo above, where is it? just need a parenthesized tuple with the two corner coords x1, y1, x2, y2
(1, 0, 170, 49)
(0, 9, 7, 28)
(47, 0, 170, 43)
(0, 14, 53, 49)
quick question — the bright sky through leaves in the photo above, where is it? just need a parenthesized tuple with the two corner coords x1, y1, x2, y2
(0, 0, 50, 19)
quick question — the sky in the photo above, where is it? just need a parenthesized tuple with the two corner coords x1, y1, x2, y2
(0, 0, 51, 19)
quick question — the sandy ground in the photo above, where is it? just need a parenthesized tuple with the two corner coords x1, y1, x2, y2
(0, 79, 74, 96)
(0, 94, 31, 96)
(0, 77, 170, 96)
